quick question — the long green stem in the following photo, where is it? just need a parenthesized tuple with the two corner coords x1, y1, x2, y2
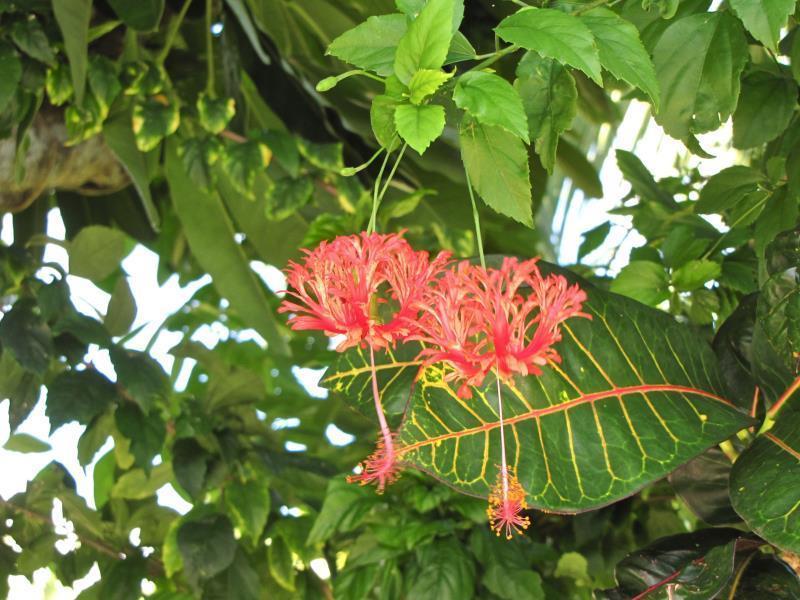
(157, 0, 193, 65)
(368, 142, 407, 233)
(466, 172, 486, 268)
(471, 44, 519, 72)
(367, 149, 393, 234)
(205, 0, 215, 95)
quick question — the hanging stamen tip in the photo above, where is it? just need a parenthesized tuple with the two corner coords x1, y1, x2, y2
(347, 433, 401, 493)
(487, 468, 531, 540)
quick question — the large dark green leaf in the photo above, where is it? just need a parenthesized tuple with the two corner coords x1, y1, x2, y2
(725, 555, 800, 598)
(0, 299, 52, 374)
(165, 140, 289, 355)
(327, 264, 751, 512)
(407, 539, 475, 599)
(598, 529, 741, 599)
(177, 513, 237, 585)
(669, 447, 740, 525)
(733, 71, 796, 149)
(730, 377, 800, 553)
(46, 370, 119, 429)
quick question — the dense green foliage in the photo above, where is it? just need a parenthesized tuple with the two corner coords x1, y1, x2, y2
(0, 0, 799, 598)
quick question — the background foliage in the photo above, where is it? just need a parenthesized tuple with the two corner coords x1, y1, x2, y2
(0, 0, 799, 598)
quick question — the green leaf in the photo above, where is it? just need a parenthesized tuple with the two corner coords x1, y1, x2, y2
(97, 558, 147, 600)
(105, 276, 136, 337)
(222, 140, 271, 196)
(454, 71, 529, 142)
(754, 188, 799, 259)
(268, 535, 295, 591)
(600, 529, 740, 599)
(132, 97, 180, 152)
(327, 262, 752, 512)
(578, 222, 611, 260)
(92, 449, 116, 509)
(197, 93, 236, 135)
(653, 12, 748, 139)
(729, 0, 795, 52)
(751, 267, 799, 403)
(88, 56, 121, 119)
(395, 103, 445, 154)
(733, 71, 796, 149)
(695, 166, 767, 214)
(225, 477, 270, 547)
(108, 0, 165, 31)
(0, 299, 52, 374)
(446, 31, 476, 64)
(11, 18, 55, 66)
(483, 564, 544, 600)
(394, 0, 455, 85)
(3, 433, 50, 453)
(115, 403, 165, 473)
(46, 370, 119, 430)
(327, 14, 408, 77)
(111, 463, 171, 499)
(579, 8, 659, 108)
(371, 94, 400, 149)
(266, 177, 313, 221)
(165, 139, 289, 355)
(0, 352, 41, 431)
(172, 438, 209, 499)
(408, 69, 453, 104)
(307, 478, 377, 544)
(103, 116, 160, 231)
(177, 514, 237, 585)
(0, 43, 22, 113)
(407, 539, 475, 599)
(53, 0, 91, 105)
(610, 260, 669, 306)
(69, 225, 127, 281)
(496, 8, 602, 85)
(672, 259, 721, 292)
(555, 552, 590, 585)
(731, 380, 800, 554)
(515, 52, 576, 172)
(225, 0, 272, 65)
(459, 115, 532, 227)
(110, 347, 168, 411)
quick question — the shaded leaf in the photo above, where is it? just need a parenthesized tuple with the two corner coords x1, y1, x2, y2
(52, 0, 91, 105)
(0, 43, 22, 113)
(225, 477, 270, 547)
(46, 370, 119, 429)
(669, 447, 740, 525)
(0, 299, 52, 374)
(108, 0, 165, 31)
(177, 513, 237, 585)
(515, 52, 576, 172)
(69, 225, 127, 281)
(733, 71, 796, 149)
(105, 276, 136, 337)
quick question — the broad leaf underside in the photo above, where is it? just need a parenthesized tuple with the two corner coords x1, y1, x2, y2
(325, 270, 751, 513)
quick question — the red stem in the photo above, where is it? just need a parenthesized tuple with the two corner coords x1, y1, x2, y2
(631, 569, 681, 600)
(370, 345, 394, 456)
(768, 375, 800, 418)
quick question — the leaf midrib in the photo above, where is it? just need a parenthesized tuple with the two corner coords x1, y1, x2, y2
(398, 383, 734, 455)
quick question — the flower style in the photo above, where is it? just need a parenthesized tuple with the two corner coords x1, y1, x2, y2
(279, 231, 449, 494)
(487, 467, 531, 539)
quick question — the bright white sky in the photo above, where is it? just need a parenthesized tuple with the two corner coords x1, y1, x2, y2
(0, 99, 738, 597)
